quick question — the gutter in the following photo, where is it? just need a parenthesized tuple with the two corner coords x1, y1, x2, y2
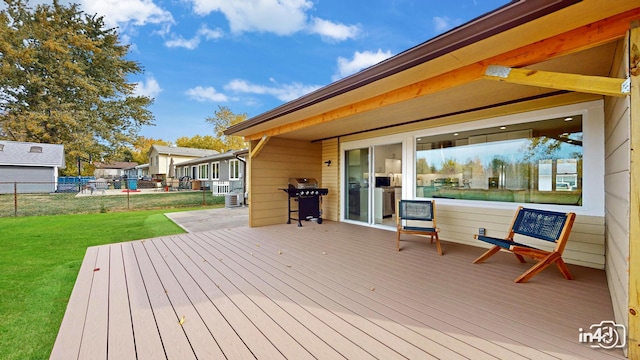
(225, 0, 581, 136)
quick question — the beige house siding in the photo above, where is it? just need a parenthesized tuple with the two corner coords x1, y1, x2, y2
(249, 137, 321, 227)
(434, 205, 605, 269)
(330, 96, 607, 270)
(321, 139, 340, 222)
(147, 149, 197, 178)
(604, 37, 630, 340)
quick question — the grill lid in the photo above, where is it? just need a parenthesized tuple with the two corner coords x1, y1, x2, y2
(289, 177, 318, 189)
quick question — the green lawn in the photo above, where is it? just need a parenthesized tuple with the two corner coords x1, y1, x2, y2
(0, 191, 225, 217)
(0, 208, 206, 360)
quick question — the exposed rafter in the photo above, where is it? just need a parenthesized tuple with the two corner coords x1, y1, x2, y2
(250, 135, 270, 158)
(484, 65, 630, 97)
(245, 7, 640, 141)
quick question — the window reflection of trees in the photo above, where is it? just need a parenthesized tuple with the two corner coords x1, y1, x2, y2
(416, 116, 583, 206)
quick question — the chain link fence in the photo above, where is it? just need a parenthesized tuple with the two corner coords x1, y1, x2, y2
(0, 179, 244, 217)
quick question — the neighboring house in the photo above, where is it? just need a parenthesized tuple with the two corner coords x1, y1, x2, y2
(147, 145, 218, 181)
(93, 161, 138, 179)
(225, 1, 640, 354)
(175, 149, 248, 196)
(0, 140, 65, 194)
(133, 163, 150, 179)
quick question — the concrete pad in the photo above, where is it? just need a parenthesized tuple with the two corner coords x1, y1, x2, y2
(165, 206, 249, 233)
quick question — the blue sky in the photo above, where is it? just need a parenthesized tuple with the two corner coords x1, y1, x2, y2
(42, 0, 509, 141)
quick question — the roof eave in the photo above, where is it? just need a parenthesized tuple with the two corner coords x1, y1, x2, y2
(224, 0, 581, 136)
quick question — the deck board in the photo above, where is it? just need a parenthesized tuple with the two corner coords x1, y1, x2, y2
(131, 240, 196, 359)
(121, 242, 166, 360)
(107, 245, 136, 360)
(144, 237, 226, 360)
(77, 246, 110, 359)
(227, 227, 521, 360)
(170, 235, 289, 359)
(52, 221, 625, 359)
(50, 246, 98, 359)
(194, 231, 406, 360)
(153, 237, 255, 360)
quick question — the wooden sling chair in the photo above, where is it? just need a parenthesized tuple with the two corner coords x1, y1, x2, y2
(396, 200, 442, 255)
(473, 206, 576, 283)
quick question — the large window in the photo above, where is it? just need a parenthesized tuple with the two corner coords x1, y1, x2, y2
(229, 159, 240, 180)
(198, 164, 209, 179)
(212, 162, 220, 180)
(415, 115, 583, 206)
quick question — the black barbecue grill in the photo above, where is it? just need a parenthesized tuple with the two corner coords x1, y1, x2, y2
(280, 178, 329, 226)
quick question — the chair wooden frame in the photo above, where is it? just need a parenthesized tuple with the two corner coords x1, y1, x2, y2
(473, 206, 576, 283)
(396, 200, 442, 255)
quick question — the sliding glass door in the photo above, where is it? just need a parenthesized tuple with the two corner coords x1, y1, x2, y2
(344, 143, 403, 227)
(345, 148, 369, 222)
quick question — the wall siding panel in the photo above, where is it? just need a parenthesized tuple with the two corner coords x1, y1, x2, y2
(321, 139, 340, 221)
(603, 36, 629, 345)
(434, 204, 605, 269)
(249, 137, 321, 227)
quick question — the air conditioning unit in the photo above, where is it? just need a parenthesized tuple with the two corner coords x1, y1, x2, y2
(225, 193, 241, 208)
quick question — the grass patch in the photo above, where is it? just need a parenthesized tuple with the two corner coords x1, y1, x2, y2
(0, 208, 205, 360)
(0, 191, 226, 217)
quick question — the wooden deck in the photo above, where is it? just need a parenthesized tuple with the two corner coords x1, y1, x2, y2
(51, 221, 624, 359)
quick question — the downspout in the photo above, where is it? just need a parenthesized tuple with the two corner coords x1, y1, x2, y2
(235, 154, 247, 205)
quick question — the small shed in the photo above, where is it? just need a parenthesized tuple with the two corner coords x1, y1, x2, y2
(0, 140, 66, 193)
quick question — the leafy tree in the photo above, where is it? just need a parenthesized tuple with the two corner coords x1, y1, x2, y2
(416, 158, 430, 174)
(440, 158, 460, 175)
(175, 135, 222, 151)
(0, 0, 154, 175)
(127, 136, 170, 165)
(205, 105, 247, 151)
(521, 137, 562, 163)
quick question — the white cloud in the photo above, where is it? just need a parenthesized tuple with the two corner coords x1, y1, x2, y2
(186, 86, 229, 102)
(118, 34, 138, 52)
(79, 0, 174, 29)
(198, 25, 224, 40)
(432, 16, 462, 33)
(165, 35, 201, 50)
(189, 0, 311, 35)
(134, 76, 162, 98)
(225, 78, 321, 102)
(186, 0, 358, 41)
(333, 49, 394, 80)
(309, 17, 361, 42)
(165, 25, 223, 49)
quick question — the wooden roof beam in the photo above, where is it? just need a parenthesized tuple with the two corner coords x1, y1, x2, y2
(484, 65, 630, 97)
(250, 135, 270, 158)
(245, 7, 640, 141)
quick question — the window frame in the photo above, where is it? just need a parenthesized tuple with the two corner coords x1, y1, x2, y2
(229, 159, 240, 180)
(198, 163, 209, 180)
(212, 161, 220, 180)
(409, 100, 604, 215)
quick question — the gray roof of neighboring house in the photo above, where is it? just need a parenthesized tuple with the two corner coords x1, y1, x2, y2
(151, 145, 218, 157)
(0, 140, 65, 168)
(176, 149, 248, 166)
